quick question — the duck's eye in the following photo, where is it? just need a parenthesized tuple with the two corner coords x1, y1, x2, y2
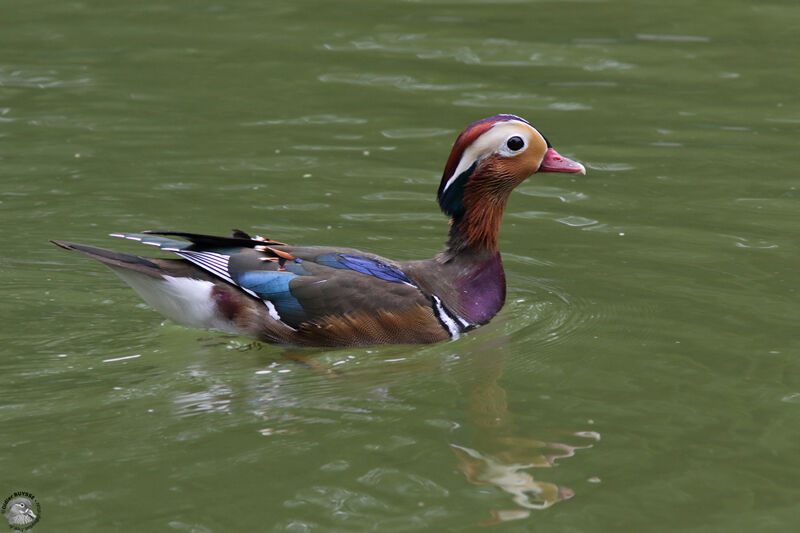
(506, 136, 524, 151)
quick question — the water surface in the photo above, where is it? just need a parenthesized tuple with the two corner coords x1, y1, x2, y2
(2, 0, 799, 531)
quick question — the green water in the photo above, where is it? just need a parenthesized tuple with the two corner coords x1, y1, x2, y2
(3, 0, 799, 531)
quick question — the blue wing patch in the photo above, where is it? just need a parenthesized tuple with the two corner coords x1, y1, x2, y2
(235, 271, 307, 324)
(315, 253, 416, 286)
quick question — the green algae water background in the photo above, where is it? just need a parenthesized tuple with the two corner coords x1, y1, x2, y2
(2, 0, 799, 531)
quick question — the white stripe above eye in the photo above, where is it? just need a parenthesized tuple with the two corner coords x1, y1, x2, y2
(441, 120, 539, 196)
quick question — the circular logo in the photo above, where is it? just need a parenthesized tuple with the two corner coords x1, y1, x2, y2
(2, 492, 40, 531)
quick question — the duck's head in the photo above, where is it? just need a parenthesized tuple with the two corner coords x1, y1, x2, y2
(438, 115, 585, 252)
(5, 498, 36, 523)
(438, 114, 585, 219)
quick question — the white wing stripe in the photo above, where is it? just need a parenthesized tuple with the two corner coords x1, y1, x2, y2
(177, 252, 231, 280)
(174, 251, 259, 298)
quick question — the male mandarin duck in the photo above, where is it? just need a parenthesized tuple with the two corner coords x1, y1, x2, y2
(52, 115, 585, 346)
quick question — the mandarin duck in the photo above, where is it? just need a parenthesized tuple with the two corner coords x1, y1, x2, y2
(52, 115, 585, 346)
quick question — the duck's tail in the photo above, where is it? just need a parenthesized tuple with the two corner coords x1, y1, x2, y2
(50, 240, 251, 335)
(50, 240, 168, 277)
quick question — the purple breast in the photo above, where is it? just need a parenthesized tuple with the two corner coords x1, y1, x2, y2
(456, 253, 506, 324)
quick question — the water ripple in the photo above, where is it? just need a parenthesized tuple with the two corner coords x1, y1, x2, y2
(261, 203, 331, 212)
(285, 485, 390, 515)
(556, 215, 598, 227)
(728, 236, 779, 250)
(454, 92, 591, 111)
(636, 34, 711, 42)
(242, 114, 367, 126)
(318, 72, 483, 91)
(585, 162, 635, 171)
(503, 252, 553, 268)
(502, 287, 589, 350)
(340, 213, 442, 222)
(361, 191, 431, 202)
(322, 33, 632, 74)
(0, 67, 93, 89)
(582, 58, 634, 71)
(357, 467, 449, 497)
(173, 386, 232, 417)
(218, 156, 319, 172)
(292, 144, 395, 152)
(380, 128, 453, 139)
(549, 81, 619, 87)
(516, 185, 588, 203)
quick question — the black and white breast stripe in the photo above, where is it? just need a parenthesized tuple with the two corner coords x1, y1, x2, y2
(430, 295, 471, 339)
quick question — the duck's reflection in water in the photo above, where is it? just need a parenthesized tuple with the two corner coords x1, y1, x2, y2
(452, 336, 597, 523)
(452, 443, 572, 522)
(192, 334, 596, 525)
